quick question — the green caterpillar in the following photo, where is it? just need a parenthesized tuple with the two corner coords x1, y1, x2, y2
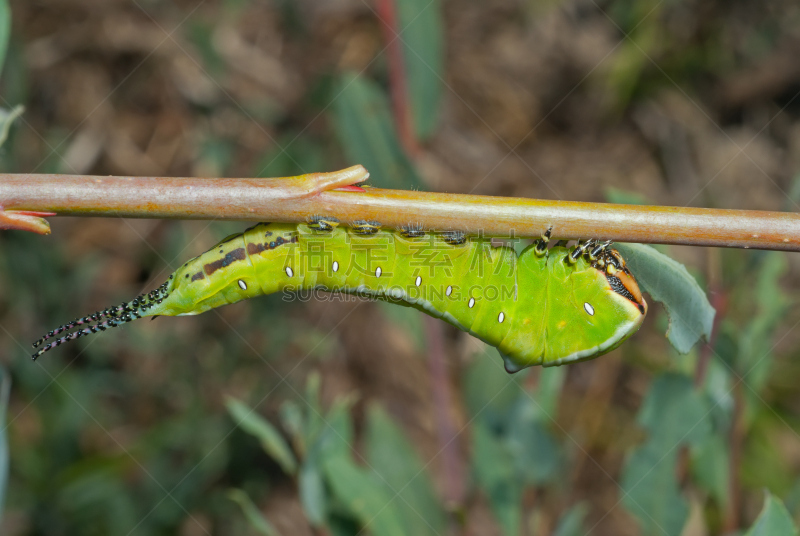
(32, 222, 647, 372)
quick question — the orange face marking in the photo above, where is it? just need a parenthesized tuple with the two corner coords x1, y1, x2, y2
(596, 249, 648, 315)
(615, 271, 643, 305)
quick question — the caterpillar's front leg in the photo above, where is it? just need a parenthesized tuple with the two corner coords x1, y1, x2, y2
(534, 226, 552, 256)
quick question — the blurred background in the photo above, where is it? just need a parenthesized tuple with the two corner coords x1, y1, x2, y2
(1, 0, 800, 535)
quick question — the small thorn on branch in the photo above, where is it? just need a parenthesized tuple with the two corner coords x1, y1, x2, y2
(0, 208, 53, 235)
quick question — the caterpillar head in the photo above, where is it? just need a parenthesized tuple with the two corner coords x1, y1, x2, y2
(593, 248, 647, 316)
(527, 242, 647, 368)
(569, 240, 646, 315)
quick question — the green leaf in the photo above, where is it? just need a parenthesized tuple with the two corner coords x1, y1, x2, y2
(506, 397, 561, 485)
(690, 434, 729, 508)
(614, 243, 715, 354)
(322, 455, 408, 536)
(299, 457, 327, 527)
(621, 373, 711, 536)
(636, 374, 711, 447)
(225, 397, 297, 475)
(0, 104, 23, 148)
(552, 503, 589, 536)
(623, 444, 688, 535)
(365, 405, 447, 536)
(315, 394, 356, 462)
(331, 72, 423, 190)
(463, 351, 523, 430)
(535, 366, 566, 419)
(604, 187, 650, 205)
(305, 371, 324, 445)
(228, 489, 282, 536)
(745, 492, 798, 536)
(0, 366, 9, 523)
(395, 0, 443, 139)
(297, 387, 357, 528)
(472, 422, 521, 536)
(736, 252, 788, 388)
(279, 400, 305, 453)
(0, 0, 10, 77)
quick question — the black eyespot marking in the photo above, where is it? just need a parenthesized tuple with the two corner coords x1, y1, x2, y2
(606, 274, 641, 312)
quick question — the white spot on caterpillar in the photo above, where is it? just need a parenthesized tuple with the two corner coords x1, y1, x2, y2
(415, 276, 422, 286)
(238, 280, 247, 290)
(498, 312, 505, 323)
(376, 267, 382, 277)
(446, 285, 452, 296)
(285, 267, 294, 277)
(332, 261, 339, 272)
(468, 297, 475, 308)
(584, 302, 595, 316)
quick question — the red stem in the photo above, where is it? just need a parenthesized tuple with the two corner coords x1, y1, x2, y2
(376, 0, 420, 157)
(724, 382, 744, 532)
(695, 290, 726, 388)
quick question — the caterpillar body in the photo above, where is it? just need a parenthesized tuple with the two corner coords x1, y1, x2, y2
(32, 222, 647, 372)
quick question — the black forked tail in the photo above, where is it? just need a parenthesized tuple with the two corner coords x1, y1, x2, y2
(31, 279, 171, 360)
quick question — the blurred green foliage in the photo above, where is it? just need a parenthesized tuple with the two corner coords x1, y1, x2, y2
(2, 0, 800, 535)
(332, 72, 423, 190)
(226, 374, 448, 536)
(0, 366, 9, 522)
(745, 492, 798, 536)
(0, 0, 14, 523)
(621, 373, 711, 535)
(395, 0, 444, 140)
(466, 358, 565, 536)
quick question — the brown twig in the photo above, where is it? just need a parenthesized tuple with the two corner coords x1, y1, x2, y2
(423, 316, 465, 529)
(695, 290, 726, 388)
(1, 166, 800, 250)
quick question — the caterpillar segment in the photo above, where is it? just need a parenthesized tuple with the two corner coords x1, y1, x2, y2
(32, 223, 647, 371)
